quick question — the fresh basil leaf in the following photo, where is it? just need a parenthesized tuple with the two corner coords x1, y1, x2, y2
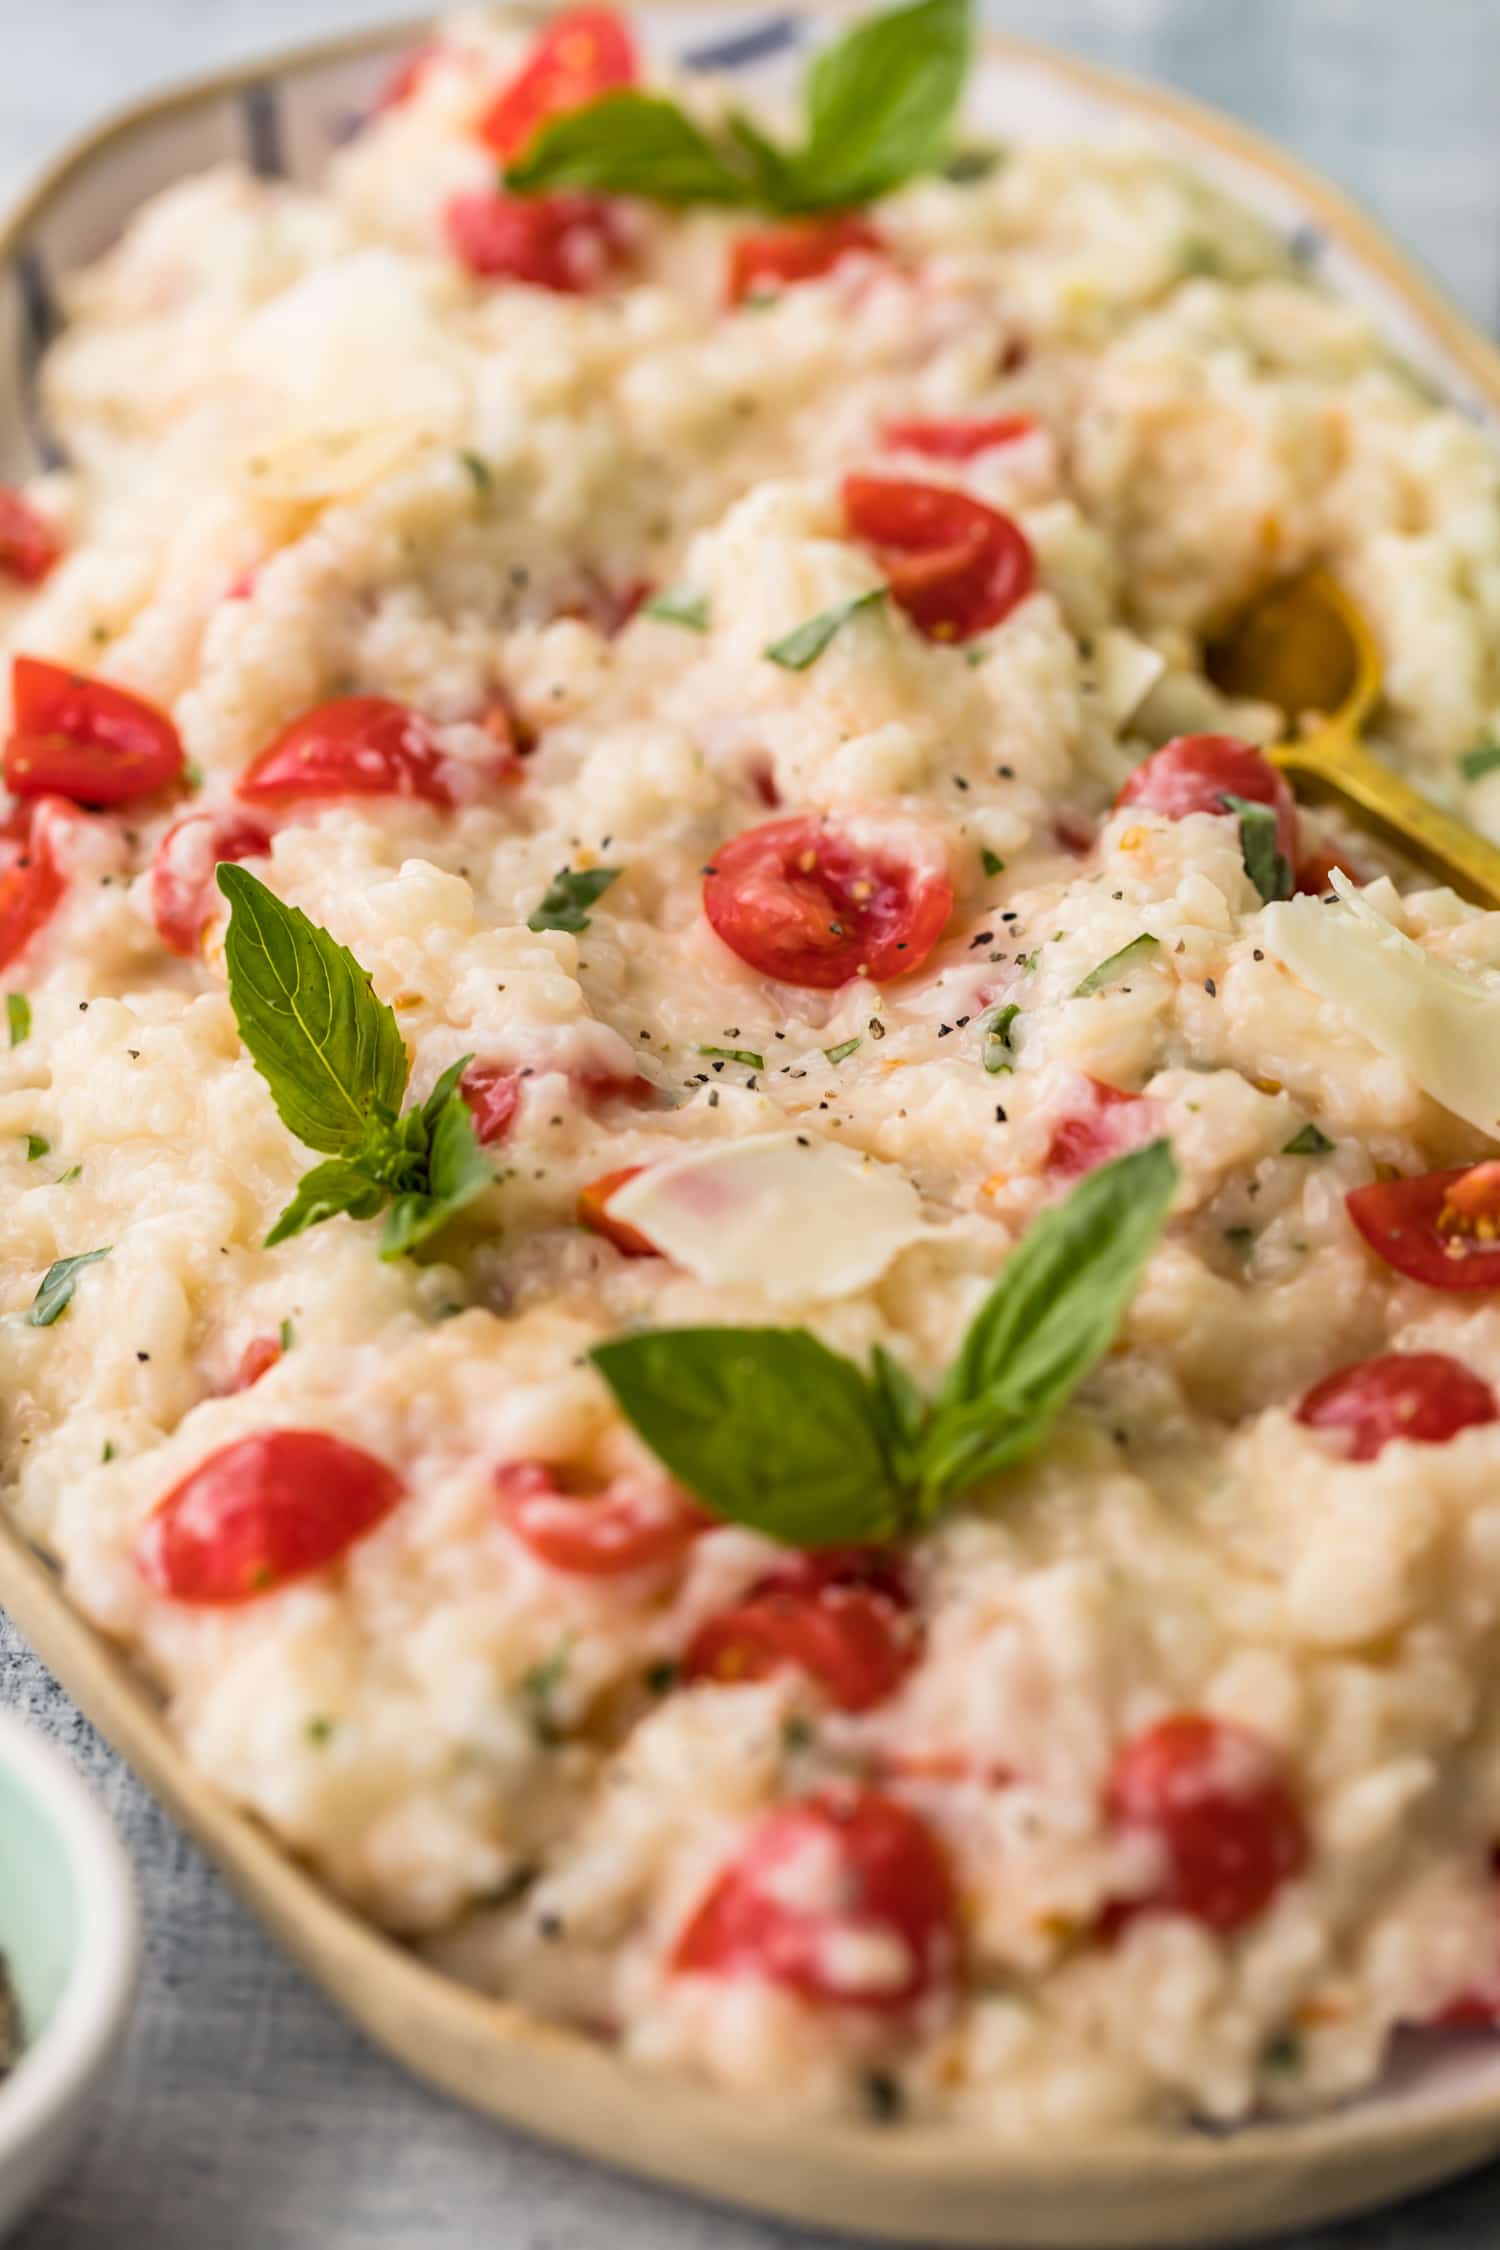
(920, 1139, 1177, 1499)
(980, 846, 1005, 875)
(1073, 933, 1159, 996)
(1461, 742, 1500, 783)
(6, 994, 29, 1048)
(1283, 1121, 1334, 1156)
(506, 91, 753, 204)
(279, 1316, 295, 1351)
(265, 1156, 388, 1248)
(218, 865, 409, 1155)
(699, 1045, 764, 1071)
(824, 1037, 862, 1065)
(981, 1002, 1019, 1073)
(1221, 794, 1294, 905)
(29, 1246, 110, 1328)
(23, 1134, 47, 1162)
(867, 1341, 930, 1491)
(722, 108, 804, 209)
(765, 588, 886, 671)
(528, 865, 620, 934)
(643, 588, 710, 632)
(417, 1055, 472, 1136)
(591, 1325, 903, 1546)
(379, 1089, 492, 1259)
(794, 0, 971, 209)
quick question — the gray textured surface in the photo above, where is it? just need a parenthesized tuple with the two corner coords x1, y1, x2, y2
(2, 3, 1500, 2245)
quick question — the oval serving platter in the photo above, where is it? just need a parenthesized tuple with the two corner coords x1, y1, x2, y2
(5, 16, 1500, 2245)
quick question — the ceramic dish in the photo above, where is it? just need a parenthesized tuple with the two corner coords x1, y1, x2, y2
(0, 1708, 138, 2243)
(6, 16, 1500, 2245)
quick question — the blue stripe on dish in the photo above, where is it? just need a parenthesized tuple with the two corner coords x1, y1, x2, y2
(240, 82, 287, 178)
(12, 246, 66, 470)
(680, 16, 802, 73)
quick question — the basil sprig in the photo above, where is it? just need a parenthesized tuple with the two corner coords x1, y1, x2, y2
(591, 1138, 1177, 1546)
(506, 0, 970, 216)
(1222, 794, 1294, 905)
(218, 866, 492, 1260)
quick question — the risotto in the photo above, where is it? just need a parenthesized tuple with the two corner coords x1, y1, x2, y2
(6, 0, 1500, 2140)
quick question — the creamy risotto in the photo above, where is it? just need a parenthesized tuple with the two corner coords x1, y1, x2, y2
(7, 0, 1500, 2139)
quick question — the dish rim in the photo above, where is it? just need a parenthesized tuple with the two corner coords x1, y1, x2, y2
(5, 12, 1500, 2237)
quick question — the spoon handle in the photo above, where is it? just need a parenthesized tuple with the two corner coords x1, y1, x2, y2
(1273, 733, 1500, 909)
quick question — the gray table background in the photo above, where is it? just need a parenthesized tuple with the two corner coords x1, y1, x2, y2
(2, 2, 1500, 2243)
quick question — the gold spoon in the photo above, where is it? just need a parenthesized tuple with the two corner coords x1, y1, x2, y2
(1205, 569, 1500, 907)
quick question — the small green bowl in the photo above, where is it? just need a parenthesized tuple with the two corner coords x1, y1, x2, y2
(0, 1710, 138, 2240)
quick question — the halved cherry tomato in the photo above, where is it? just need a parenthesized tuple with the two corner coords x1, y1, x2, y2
(459, 1063, 524, 1147)
(477, 6, 638, 159)
(1045, 1078, 1160, 1180)
(842, 475, 1033, 643)
(880, 416, 1035, 461)
(703, 814, 953, 989)
(227, 1335, 283, 1393)
(444, 191, 629, 294)
(136, 1429, 403, 1605)
(239, 697, 454, 808)
(1346, 1164, 1500, 1293)
(1295, 842, 1363, 896)
(1294, 1351, 1497, 1462)
(495, 1457, 704, 1576)
(1106, 1713, 1308, 1933)
(6, 656, 183, 805)
(1115, 734, 1299, 865)
(148, 811, 270, 957)
(0, 489, 63, 585)
(674, 1788, 960, 2011)
(577, 1164, 659, 1256)
(684, 1549, 917, 1713)
(0, 797, 69, 969)
(727, 216, 887, 308)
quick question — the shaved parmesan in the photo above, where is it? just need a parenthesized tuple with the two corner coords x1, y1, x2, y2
(1090, 629, 1166, 729)
(606, 1133, 927, 1302)
(1263, 871, 1500, 1140)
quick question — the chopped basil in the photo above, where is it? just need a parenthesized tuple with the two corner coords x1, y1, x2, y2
(943, 144, 1001, 184)
(29, 1247, 110, 1328)
(1222, 794, 1294, 905)
(643, 588, 710, 632)
(181, 757, 205, 792)
(304, 1716, 335, 1747)
(57, 1164, 81, 1185)
(521, 1642, 572, 1746)
(458, 450, 492, 493)
(1223, 1224, 1255, 1255)
(279, 1316, 295, 1351)
(1282, 1122, 1334, 1156)
(23, 1134, 47, 1162)
(824, 1037, 862, 1065)
(699, 1044, 764, 1071)
(964, 642, 991, 668)
(218, 867, 493, 1259)
(981, 1002, 1019, 1073)
(1074, 933, 1159, 996)
(527, 865, 621, 934)
(592, 1140, 1177, 1547)
(980, 847, 1005, 875)
(506, 0, 970, 217)
(1262, 2031, 1304, 2074)
(764, 587, 886, 671)
(6, 994, 30, 1048)
(1460, 742, 1500, 783)
(643, 1658, 679, 1697)
(100, 1440, 115, 1464)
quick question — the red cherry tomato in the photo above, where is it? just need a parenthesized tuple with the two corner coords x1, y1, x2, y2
(227, 1335, 283, 1393)
(459, 1062, 524, 1147)
(6, 656, 183, 805)
(1345, 1164, 1500, 1293)
(1106, 1713, 1308, 1933)
(1295, 843, 1363, 896)
(684, 1549, 917, 1713)
(239, 697, 455, 808)
(148, 811, 270, 957)
(0, 489, 63, 585)
(577, 1164, 659, 1256)
(1045, 1078, 1159, 1180)
(1115, 734, 1299, 865)
(703, 815, 953, 990)
(136, 1430, 403, 1605)
(674, 1788, 960, 2011)
(495, 1458, 705, 1576)
(842, 475, 1034, 643)
(477, 6, 638, 158)
(444, 191, 629, 294)
(1295, 1352, 1498, 1462)
(727, 216, 887, 308)
(0, 797, 69, 969)
(880, 416, 1035, 461)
